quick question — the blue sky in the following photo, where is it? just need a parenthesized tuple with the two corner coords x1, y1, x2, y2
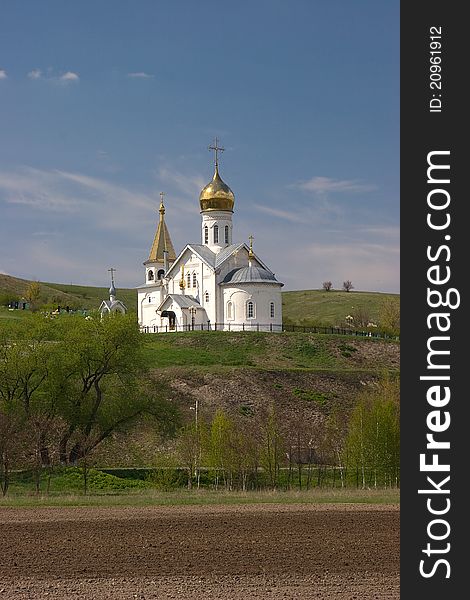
(0, 0, 399, 292)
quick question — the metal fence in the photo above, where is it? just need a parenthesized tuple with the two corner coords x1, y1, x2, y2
(140, 322, 399, 340)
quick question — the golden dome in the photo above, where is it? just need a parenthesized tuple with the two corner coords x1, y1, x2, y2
(199, 165, 235, 212)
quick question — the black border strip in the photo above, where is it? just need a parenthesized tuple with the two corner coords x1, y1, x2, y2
(401, 3, 466, 597)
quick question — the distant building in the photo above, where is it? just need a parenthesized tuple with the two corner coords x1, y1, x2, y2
(137, 140, 283, 332)
(99, 268, 127, 316)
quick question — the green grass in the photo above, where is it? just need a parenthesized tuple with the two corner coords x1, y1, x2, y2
(42, 281, 137, 311)
(282, 289, 399, 327)
(143, 330, 397, 372)
(0, 487, 399, 508)
(0, 273, 137, 314)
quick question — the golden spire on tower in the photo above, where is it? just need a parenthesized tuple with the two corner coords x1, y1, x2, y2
(147, 192, 176, 263)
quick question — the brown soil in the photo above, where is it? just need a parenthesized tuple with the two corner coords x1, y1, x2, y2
(0, 503, 399, 599)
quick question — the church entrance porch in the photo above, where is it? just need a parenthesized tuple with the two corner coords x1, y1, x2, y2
(160, 310, 176, 330)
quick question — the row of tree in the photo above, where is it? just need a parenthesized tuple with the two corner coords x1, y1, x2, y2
(176, 377, 400, 491)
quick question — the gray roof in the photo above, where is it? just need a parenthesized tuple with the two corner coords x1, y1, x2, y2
(215, 243, 245, 268)
(100, 299, 127, 312)
(185, 243, 245, 269)
(187, 244, 216, 267)
(166, 242, 272, 277)
(158, 294, 202, 310)
(221, 265, 283, 286)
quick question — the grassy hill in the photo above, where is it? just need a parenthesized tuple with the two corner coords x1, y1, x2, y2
(282, 289, 398, 327)
(130, 330, 399, 448)
(0, 273, 398, 328)
(0, 273, 137, 313)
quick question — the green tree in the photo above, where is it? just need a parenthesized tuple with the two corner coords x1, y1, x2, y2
(0, 313, 178, 479)
(208, 409, 234, 489)
(25, 281, 42, 312)
(379, 298, 400, 336)
(345, 377, 400, 488)
(55, 313, 172, 464)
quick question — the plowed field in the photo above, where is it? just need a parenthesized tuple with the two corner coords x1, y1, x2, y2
(0, 503, 399, 599)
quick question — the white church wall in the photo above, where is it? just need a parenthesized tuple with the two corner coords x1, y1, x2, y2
(222, 284, 283, 331)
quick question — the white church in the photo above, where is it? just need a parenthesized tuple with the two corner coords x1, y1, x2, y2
(137, 141, 283, 332)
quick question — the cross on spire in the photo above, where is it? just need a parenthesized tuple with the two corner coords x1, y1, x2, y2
(159, 191, 166, 216)
(248, 235, 254, 259)
(108, 267, 116, 286)
(208, 137, 225, 168)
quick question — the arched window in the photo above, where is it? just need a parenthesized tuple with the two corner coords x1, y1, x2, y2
(227, 301, 233, 320)
(204, 225, 209, 244)
(205, 291, 210, 303)
(270, 302, 275, 318)
(247, 300, 254, 319)
(213, 225, 219, 244)
(193, 273, 197, 287)
(148, 270, 154, 281)
(157, 269, 165, 280)
(187, 272, 191, 287)
(225, 225, 229, 244)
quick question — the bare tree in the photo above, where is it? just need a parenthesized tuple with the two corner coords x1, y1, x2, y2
(351, 307, 371, 328)
(342, 280, 354, 292)
(322, 281, 333, 292)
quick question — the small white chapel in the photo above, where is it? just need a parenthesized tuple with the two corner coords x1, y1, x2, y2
(137, 140, 283, 332)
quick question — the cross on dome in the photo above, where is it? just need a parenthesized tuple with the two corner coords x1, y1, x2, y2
(208, 137, 225, 168)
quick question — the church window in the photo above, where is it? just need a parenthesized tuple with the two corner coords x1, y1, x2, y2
(204, 225, 209, 244)
(214, 225, 219, 244)
(205, 291, 210, 303)
(247, 300, 254, 319)
(157, 269, 165, 280)
(193, 273, 197, 287)
(187, 272, 191, 287)
(148, 270, 154, 281)
(225, 225, 229, 244)
(270, 302, 275, 318)
(227, 301, 233, 320)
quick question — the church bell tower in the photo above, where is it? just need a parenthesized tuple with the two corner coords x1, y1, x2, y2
(199, 138, 235, 253)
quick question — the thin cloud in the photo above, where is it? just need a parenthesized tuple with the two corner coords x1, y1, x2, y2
(157, 166, 206, 198)
(292, 176, 377, 194)
(28, 69, 42, 80)
(0, 69, 7, 80)
(32, 231, 64, 237)
(127, 72, 154, 79)
(59, 71, 80, 82)
(254, 204, 304, 224)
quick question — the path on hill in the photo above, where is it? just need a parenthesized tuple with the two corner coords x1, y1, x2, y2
(0, 503, 399, 599)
